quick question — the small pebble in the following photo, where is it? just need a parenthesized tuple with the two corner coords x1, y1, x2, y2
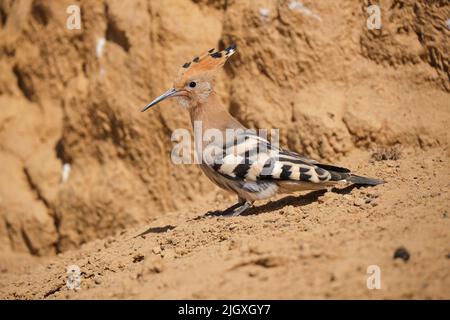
(393, 247, 410, 262)
(149, 262, 164, 274)
(133, 254, 145, 263)
(354, 198, 365, 207)
(161, 250, 174, 259)
(152, 246, 161, 255)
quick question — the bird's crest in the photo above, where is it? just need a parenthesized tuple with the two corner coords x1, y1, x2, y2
(177, 44, 236, 80)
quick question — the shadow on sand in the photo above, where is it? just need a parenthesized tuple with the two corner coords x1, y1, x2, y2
(194, 184, 364, 219)
(136, 185, 365, 233)
(133, 225, 176, 238)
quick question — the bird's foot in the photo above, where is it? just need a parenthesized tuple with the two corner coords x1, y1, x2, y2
(220, 201, 253, 217)
(204, 199, 253, 218)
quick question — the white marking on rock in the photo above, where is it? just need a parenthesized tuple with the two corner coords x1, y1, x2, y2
(259, 8, 270, 23)
(288, 0, 321, 21)
(61, 163, 71, 183)
(96, 37, 106, 57)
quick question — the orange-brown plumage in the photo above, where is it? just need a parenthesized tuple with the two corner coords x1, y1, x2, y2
(173, 46, 234, 87)
(141, 44, 383, 216)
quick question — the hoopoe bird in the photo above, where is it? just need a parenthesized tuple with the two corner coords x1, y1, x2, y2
(141, 45, 383, 216)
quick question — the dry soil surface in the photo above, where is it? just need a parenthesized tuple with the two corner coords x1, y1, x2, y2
(1, 147, 449, 299)
(0, 0, 449, 299)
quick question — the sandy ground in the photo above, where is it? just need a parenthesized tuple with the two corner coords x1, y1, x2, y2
(0, 0, 449, 300)
(1, 147, 449, 299)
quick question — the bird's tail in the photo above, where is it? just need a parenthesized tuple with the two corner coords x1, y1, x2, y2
(346, 174, 384, 186)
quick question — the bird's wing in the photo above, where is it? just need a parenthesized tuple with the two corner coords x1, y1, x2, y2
(205, 131, 352, 184)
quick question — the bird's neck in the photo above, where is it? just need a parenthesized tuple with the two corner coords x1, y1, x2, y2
(188, 91, 245, 133)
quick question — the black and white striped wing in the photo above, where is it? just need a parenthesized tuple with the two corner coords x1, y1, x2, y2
(206, 132, 351, 184)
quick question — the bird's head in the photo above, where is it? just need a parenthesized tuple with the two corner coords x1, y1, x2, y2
(141, 44, 236, 112)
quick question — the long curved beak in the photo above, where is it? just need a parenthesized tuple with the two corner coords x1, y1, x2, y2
(141, 88, 178, 112)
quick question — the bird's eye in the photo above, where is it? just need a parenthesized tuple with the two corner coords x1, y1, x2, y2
(189, 81, 196, 88)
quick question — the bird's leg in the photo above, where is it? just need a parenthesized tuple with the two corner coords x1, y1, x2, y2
(221, 197, 253, 217)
